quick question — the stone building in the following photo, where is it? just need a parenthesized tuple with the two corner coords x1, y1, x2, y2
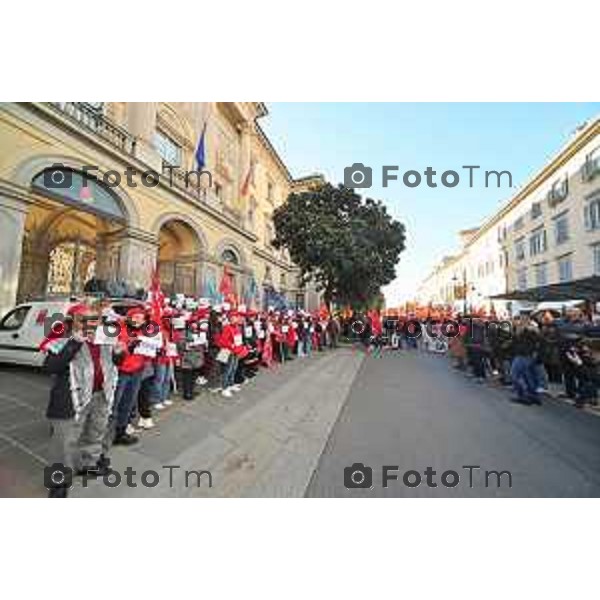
(0, 102, 321, 316)
(416, 115, 600, 315)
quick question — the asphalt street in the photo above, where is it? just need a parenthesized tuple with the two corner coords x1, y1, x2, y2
(1, 348, 599, 497)
(307, 350, 600, 497)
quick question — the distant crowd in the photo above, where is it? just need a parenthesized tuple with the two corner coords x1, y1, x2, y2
(358, 309, 600, 409)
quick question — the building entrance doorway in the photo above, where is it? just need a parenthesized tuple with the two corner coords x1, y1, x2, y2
(46, 240, 97, 296)
(157, 219, 203, 297)
(17, 167, 128, 301)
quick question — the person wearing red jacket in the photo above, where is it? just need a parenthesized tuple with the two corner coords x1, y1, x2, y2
(110, 308, 147, 446)
(287, 319, 298, 356)
(217, 314, 244, 397)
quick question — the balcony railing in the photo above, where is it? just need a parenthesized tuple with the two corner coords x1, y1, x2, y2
(45, 103, 247, 229)
(547, 179, 569, 207)
(167, 164, 217, 201)
(48, 102, 137, 156)
(164, 163, 244, 225)
(582, 156, 600, 182)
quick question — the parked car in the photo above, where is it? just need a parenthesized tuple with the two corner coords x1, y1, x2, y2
(0, 298, 144, 367)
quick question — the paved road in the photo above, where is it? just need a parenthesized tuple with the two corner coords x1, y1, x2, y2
(307, 350, 600, 497)
(0, 350, 363, 497)
(2, 348, 600, 497)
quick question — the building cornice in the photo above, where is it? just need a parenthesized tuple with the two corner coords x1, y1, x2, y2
(254, 120, 294, 183)
(252, 245, 295, 271)
(419, 118, 600, 292)
(13, 103, 259, 243)
(465, 116, 600, 248)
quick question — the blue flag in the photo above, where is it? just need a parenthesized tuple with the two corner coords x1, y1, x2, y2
(248, 276, 257, 304)
(195, 122, 207, 170)
(204, 271, 218, 302)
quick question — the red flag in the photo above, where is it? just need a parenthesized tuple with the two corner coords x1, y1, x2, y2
(319, 304, 330, 319)
(219, 265, 237, 305)
(241, 158, 256, 197)
(368, 309, 383, 336)
(148, 267, 164, 323)
(341, 306, 353, 319)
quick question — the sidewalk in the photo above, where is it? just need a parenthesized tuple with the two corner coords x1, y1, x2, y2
(546, 383, 600, 416)
(424, 349, 600, 417)
(71, 348, 364, 498)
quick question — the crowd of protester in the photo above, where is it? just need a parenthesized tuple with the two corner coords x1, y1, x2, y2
(375, 308, 600, 410)
(41, 292, 342, 497)
(40, 286, 600, 497)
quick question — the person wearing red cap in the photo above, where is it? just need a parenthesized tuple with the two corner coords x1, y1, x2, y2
(43, 303, 126, 497)
(110, 307, 147, 446)
(217, 313, 243, 397)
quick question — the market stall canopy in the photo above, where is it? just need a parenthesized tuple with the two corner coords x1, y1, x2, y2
(491, 276, 600, 302)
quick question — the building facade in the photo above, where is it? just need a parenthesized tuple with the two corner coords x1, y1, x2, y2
(0, 102, 320, 317)
(502, 119, 600, 294)
(416, 115, 600, 315)
(416, 221, 511, 316)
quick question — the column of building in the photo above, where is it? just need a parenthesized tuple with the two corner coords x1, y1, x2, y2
(0, 182, 33, 316)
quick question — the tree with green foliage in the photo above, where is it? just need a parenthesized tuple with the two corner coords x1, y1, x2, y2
(272, 182, 406, 309)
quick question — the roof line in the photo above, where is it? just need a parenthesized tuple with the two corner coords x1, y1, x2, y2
(464, 115, 600, 248)
(254, 119, 293, 183)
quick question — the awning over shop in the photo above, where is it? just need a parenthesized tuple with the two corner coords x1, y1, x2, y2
(491, 276, 600, 302)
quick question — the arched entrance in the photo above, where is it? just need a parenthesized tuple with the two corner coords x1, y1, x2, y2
(220, 247, 241, 297)
(17, 166, 128, 301)
(157, 219, 202, 296)
(46, 240, 97, 296)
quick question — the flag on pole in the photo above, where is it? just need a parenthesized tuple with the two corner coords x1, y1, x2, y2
(247, 275, 258, 307)
(147, 267, 165, 323)
(219, 265, 236, 305)
(319, 304, 330, 320)
(241, 158, 256, 197)
(203, 271, 218, 303)
(195, 122, 207, 170)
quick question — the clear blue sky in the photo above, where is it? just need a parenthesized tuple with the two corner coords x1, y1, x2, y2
(261, 103, 600, 306)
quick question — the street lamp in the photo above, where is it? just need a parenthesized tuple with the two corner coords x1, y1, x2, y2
(452, 269, 468, 315)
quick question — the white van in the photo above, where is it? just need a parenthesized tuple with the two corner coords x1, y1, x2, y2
(0, 299, 145, 367)
(0, 301, 74, 367)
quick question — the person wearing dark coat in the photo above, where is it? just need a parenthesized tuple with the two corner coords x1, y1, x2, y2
(43, 305, 125, 497)
(509, 326, 541, 405)
(176, 322, 205, 400)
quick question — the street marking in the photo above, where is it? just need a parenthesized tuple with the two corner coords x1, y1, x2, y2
(0, 391, 44, 414)
(0, 431, 47, 466)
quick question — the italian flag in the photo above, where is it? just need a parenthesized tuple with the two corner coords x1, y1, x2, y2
(241, 158, 256, 197)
